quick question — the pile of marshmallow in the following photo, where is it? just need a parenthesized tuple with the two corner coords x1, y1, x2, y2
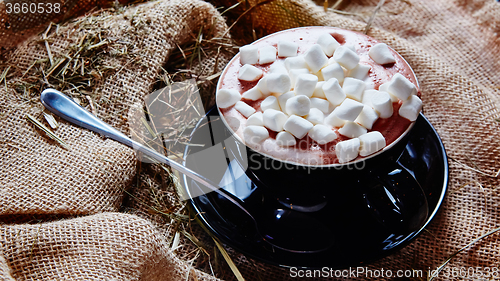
(217, 33, 422, 163)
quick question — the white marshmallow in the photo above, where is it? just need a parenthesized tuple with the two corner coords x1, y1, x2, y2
(278, 91, 295, 114)
(345, 45, 356, 52)
(263, 109, 288, 132)
(385, 90, 398, 102)
(235, 101, 256, 118)
(257, 77, 271, 96)
(313, 70, 324, 81)
(399, 95, 422, 121)
(333, 46, 360, 70)
(304, 44, 329, 73)
(379, 82, 398, 102)
(387, 73, 417, 101)
(276, 131, 296, 147)
(335, 138, 361, 163)
(355, 105, 379, 130)
(285, 56, 308, 71)
(238, 64, 263, 81)
(338, 121, 367, 138)
(306, 108, 324, 125)
(242, 86, 263, 101)
(312, 81, 326, 98)
(317, 33, 340, 56)
(368, 43, 396, 65)
(269, 60, 288, 74)
(217, 89, 241, 108)
(334, 98, 364, 121)
(342, 77, 366, 101)
(361, 89, 377, 107)
(321, 63, 345, 84)
(246, 111, 264, 126)
(348, 64, 371, 80)
(371, 91, 393, 118)
(243, 125, 269, 144)
(378, 81, 389, 92)
(289, 68, 310, 88)
(323, 78, 345, 106)
(284, 115, 314, 139)
(358, 131, 386, 156)
(310, 97, 331, 114)
(278, 40, 298, 57)
(324, 111, 347, 127)
(308, 124, 337, 144)
(326, 103, 336, 114)
(266, 73, 291, 94)
(294, 74, 318, 97)
(239, 45, 259, 65)
(260, 95, 280, 112)
(259, 46, 277, 64)
(286, 95, 311, 116)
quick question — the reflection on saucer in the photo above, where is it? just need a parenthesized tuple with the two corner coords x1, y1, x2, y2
(220, 160, 256, 201)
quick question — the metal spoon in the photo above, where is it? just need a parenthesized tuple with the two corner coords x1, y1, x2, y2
(40, 88, 329, 253)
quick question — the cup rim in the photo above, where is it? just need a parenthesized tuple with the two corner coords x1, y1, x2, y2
(216, 26, 420, 168)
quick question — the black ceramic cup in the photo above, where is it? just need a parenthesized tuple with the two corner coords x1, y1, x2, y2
(219, 117, 415, 212)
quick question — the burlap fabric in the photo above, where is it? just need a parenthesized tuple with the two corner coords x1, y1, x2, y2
(1, 0, 500, 280)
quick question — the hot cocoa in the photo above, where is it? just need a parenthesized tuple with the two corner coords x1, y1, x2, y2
(217, 27, 421, 165)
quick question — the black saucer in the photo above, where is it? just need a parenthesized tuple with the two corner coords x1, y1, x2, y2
(182, 109, 448, 269)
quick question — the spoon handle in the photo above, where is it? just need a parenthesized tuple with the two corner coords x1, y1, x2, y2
(40, 89, 231, 203)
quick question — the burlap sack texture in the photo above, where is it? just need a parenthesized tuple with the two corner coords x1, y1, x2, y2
(1, 0, 232, 280)
(1, 213, 219, 280)
(0, 0, 231, 216)
(1, 0, 500, 280)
